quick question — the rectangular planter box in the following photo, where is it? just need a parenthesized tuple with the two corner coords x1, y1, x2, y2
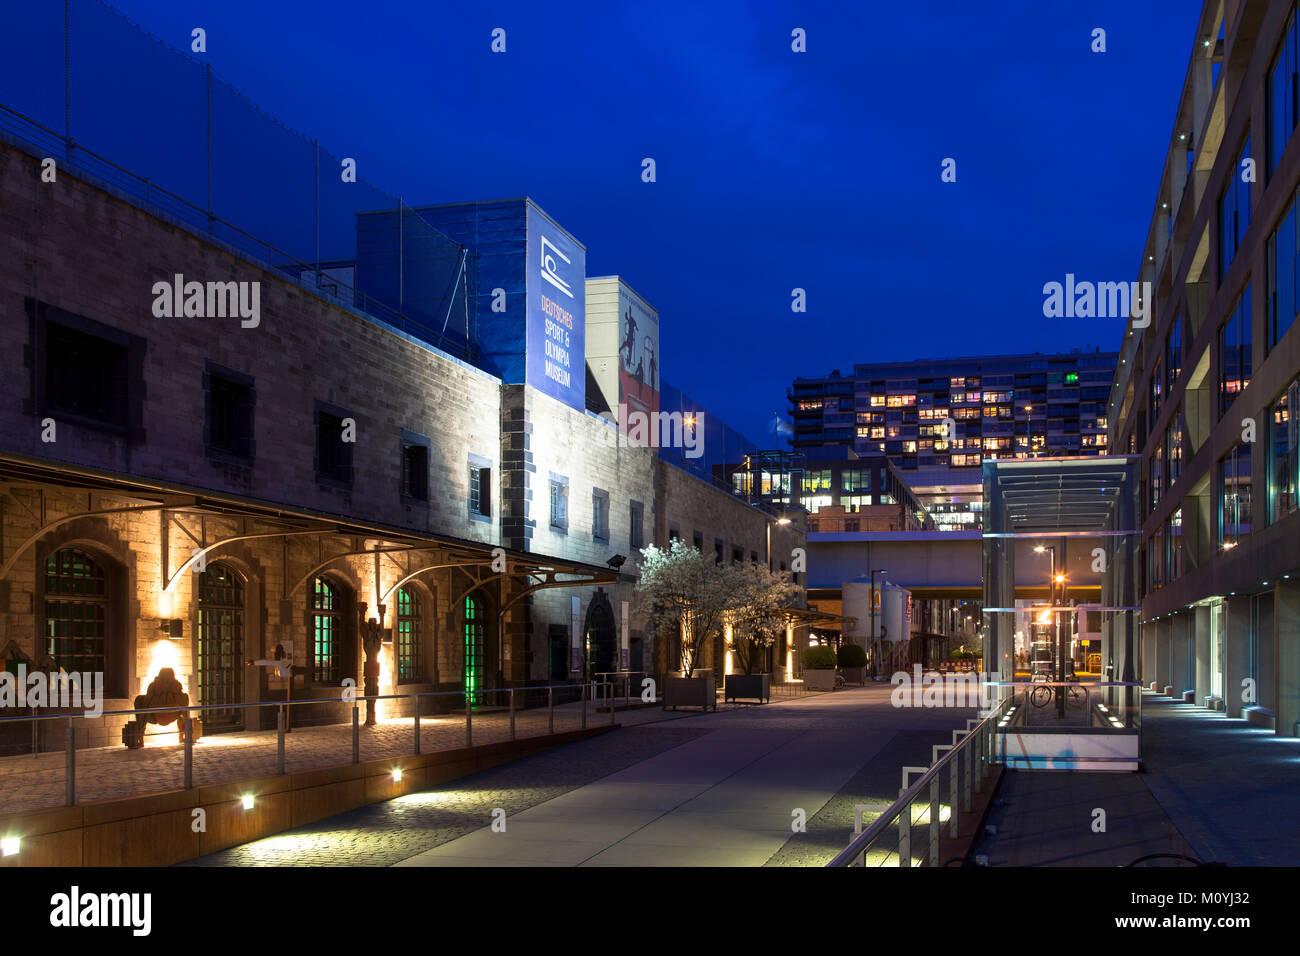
(664, 674, 716, 711)
(724, 673, 770, 703)
(840, 666, 865, 686)
(803, 669, 837, 691)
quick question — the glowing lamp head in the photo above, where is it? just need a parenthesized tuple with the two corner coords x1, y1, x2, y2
(241, 794, 255, 810)
(1, 836, 18, 857)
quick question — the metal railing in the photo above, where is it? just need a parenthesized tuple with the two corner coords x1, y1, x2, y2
(828, 690, 1012, 867)
(0, 100, 474, 362)
(0, 682, 613, 812)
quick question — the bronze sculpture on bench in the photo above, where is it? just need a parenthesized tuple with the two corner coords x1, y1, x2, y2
(121, 667, 198, 749)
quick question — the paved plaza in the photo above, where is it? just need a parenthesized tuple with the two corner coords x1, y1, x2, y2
(189, 684, 979, 866)
(973, 693, 1300, 867)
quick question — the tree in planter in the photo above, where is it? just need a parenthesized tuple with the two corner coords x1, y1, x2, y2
(637, 539, 737, 678)
(726, 562, 802, 675)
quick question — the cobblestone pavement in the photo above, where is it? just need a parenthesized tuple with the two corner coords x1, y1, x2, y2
(190, 684, 975, 866)
(0, 696, 704, 815)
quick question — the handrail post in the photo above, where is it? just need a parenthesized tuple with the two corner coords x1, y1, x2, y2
(277, 706, 286, 775)
(413, 694, 420, 755)
(509, 687, 516, 741)
(609, 682, 616, 725)
(466, 691, 473, 747)
(928, 777, 940, 866)
(183, 715, 193, 790)
(963, 730, 973, 811)
(949, 752, 959, 839)
(548, 686, 554, 734)
(898, 798, 911, 868)
(65, 717, 75, 807)
(352, 704, 359, 764)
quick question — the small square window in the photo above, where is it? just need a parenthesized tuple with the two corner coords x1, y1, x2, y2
(550, 478, 569, 531)
(401, 441, 428, 501)
(629, 500, 644, 549)
(204, 364, 255, 462)
(592, 489, 610, 541)
(315, 407, 353, 486)
(693, 531, 704, 553)
(469, 458, 492, 519)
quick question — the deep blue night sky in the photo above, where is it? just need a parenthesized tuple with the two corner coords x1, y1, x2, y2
(22, 0, 1199, 444)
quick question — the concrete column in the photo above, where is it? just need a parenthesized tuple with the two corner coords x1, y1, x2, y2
(1275, 580, 1300, 738)
(1194, 604, 1212, 704)
(1141, 622, 1158, 688)
(1258, 593, 1276, 712)
(1224, 595, 1252, 718)
(1171, 612, 1193, 696)
(1153, 618, 1171, 690)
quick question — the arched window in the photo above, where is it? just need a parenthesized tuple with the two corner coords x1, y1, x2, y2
(464, 596, 484, 705)
(312, 577, 342, 684)
(197, 563, 244, 730)
(44, 549, 107, 676)
(396, 587, 424, 684)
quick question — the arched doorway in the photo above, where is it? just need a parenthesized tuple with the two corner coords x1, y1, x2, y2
(584, 592, 617, 682)
(197, 563, 245, 731)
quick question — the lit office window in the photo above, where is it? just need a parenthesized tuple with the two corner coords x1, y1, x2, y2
(1269, 377, 1300, 522)
(1219, 443, 1252, 549)
(1220, 286, 1252, 417)
(1269, 10, 1300, 176)
(1219, 138, 1252, 278)
(1268, 194, 1298, 349)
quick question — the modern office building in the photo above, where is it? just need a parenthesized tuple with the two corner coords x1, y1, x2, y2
(1108, 0, 1300, 737)
(790, 351, 1117, 529)
(720, 447, 933, 533)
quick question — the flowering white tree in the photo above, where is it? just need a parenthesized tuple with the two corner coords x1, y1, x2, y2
(636, 539, 740, 678)
(727, 562, 802, 675)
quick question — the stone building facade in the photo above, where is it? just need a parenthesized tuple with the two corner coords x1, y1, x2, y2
(0, 133, 807, 751)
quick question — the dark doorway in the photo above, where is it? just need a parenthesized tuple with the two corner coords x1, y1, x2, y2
(197, 563, 245, 731)
(584, 593, 617, 681)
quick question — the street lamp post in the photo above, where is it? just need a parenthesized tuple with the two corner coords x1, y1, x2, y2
(870, 568, 887, 679)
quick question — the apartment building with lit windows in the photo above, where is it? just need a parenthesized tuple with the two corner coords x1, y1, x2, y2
(1108, 0, 1300, 738)
(789, 351, 1117, 529)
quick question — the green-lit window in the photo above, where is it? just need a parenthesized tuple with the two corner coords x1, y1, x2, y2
(44, 549, 107, 676)
(312, 577, 342, 684)
(464, 596, 484, 705)
(396, 587, 424, 684)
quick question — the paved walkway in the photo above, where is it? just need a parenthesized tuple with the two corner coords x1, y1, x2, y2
(973, 694, 1300, 866)
(190, 685, 978, 866)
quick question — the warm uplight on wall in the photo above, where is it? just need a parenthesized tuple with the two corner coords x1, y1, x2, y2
(1, 836, 18, 857)
(143, 640, 182, 696)
(158, 589, 174, 618)
(242, 794, 255, 810)
(392, 767, 403, 783)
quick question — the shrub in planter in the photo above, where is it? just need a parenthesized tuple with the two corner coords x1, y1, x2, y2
(802, 645, 838, 690)
(803, 645, 837, 670)
(837, 643, 868, 685)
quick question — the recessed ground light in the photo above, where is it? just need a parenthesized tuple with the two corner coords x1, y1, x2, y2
(242, 794, 255, 810)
